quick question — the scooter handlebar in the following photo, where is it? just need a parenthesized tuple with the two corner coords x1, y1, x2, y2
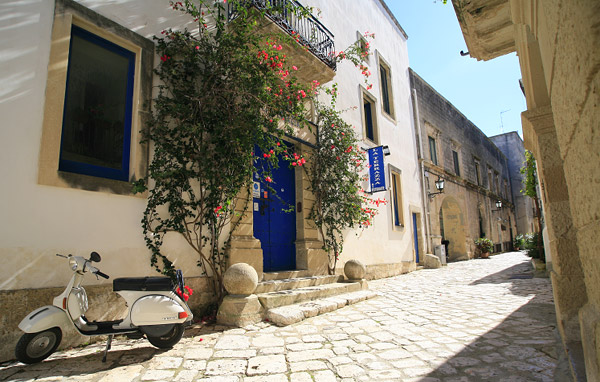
(95, 270, 110, 279)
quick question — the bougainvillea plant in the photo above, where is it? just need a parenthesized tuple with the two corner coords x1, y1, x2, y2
(305, 101, 387, 274)
(134, 0, 381, 300)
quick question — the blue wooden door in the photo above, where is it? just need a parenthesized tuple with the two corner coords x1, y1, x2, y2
(253, 147, 296, 271)
(412, 213, 420, 263)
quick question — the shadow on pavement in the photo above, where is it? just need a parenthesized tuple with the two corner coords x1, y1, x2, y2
(424, 294, 564, 381)
(422, 261, 569, 381)
(0, 346, 158, 381)
(0, 323, 221, 381)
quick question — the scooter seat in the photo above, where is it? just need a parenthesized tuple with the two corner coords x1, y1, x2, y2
(113, 277, 173, 292)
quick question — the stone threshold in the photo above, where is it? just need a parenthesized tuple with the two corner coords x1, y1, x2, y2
(265, 289, 377, 326)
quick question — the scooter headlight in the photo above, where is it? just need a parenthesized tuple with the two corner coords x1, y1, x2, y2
(69, 258, 78, 271)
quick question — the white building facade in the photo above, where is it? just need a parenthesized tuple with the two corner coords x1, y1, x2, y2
(0, 0, 423, 361)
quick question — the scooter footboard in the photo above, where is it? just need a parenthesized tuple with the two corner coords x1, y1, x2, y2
(131, 295, 190, 326)
(18, 305, 72, 333)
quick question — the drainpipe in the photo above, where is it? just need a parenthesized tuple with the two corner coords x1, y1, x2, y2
(411, 88, 432, 254)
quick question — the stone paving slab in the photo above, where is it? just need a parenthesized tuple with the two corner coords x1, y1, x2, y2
(0, 252, 564, 381)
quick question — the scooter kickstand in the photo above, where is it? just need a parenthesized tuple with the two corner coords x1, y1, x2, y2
(102, 334, 114, 363)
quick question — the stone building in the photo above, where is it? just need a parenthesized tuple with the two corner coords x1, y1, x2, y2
(410, 69, 516, 261)
(490, 132, 536, 236)
(0, 0, 423, 361)
(451, 0, 600, 379)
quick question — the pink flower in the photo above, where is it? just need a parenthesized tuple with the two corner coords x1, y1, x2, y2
(160, 54, 170, 62)
(195, 46, 200, 50)
(265, 176, 272, 182)
(292, 66, 298, 71)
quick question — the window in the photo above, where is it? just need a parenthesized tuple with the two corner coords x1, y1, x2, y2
(59, 26, 135, 181)
(504, 179, 509, 199)
(362, 91, 378, 143)
(390, 169, 404, 227)
(428, 136, 438, 165)
(379, 59, 394, 118)
(474, 158, 481, 185)
(494, 172, 500, 194)
(359, 35, 370, 63)
(37, 3, 154, 193)
(452, 150, 460, 176)
(487, 167, 493, 190)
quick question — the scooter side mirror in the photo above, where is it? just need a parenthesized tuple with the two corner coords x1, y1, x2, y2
(90, 252, 101, 262)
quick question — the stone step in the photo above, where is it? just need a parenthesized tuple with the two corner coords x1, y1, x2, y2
(255, 275, 343, 294)
(265, 289, 378, 326)
(257, 281, 364, 309)
(261, 270, 313, 281)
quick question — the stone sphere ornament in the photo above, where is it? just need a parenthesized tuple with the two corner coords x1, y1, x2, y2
(344, 259, 366, 280)
(223, 263, 258, 295)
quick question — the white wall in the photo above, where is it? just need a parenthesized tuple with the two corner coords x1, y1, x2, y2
(307, 0, 423, 265)
(0, 0, 201, 291)
(0, 0, 422, 291)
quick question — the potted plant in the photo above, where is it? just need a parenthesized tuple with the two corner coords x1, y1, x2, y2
(475, 237, 493, 259)
(513, 234, 525, 250)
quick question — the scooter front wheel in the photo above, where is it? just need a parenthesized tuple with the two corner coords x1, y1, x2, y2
(147, 324, 184, 349)
(15, 328, 62, 364)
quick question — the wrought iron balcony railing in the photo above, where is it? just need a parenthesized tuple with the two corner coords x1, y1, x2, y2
(228, 0, 336, 70)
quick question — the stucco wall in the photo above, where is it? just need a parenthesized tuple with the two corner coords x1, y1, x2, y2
(306, 0, 424, 267)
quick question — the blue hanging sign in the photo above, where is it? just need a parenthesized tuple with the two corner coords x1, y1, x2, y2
(368, 146, 387, 193)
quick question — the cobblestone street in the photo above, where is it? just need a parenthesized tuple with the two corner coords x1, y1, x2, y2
(1, 252, 564, 381)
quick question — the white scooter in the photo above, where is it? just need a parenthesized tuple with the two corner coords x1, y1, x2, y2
(15, 252, 193, 364)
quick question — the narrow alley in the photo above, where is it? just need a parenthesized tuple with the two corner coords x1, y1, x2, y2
(1, 252, 564, 381)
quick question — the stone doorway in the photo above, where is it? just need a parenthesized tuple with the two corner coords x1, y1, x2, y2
(439, 196, 468, 261)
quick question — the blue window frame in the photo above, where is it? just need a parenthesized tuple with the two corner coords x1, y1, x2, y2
(59, 25, 135, 181)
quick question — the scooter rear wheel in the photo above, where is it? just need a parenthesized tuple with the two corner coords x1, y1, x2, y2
(15, 328, 62, 364)
(147, 324, 184, 349)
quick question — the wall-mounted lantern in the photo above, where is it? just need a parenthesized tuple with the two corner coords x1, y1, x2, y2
(492, 200, 502, 211)
(428, 176, 445, 199)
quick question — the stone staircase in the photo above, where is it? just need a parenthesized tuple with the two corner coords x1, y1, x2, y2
(256, 271, 377, 326)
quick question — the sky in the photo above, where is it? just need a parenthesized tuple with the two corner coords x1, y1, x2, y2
(387, 0, 526, 139)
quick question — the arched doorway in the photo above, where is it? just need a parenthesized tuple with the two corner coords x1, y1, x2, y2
(439, 196, 467, 261)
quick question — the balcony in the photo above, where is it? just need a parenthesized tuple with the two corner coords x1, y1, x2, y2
(228, 0, 336, 74)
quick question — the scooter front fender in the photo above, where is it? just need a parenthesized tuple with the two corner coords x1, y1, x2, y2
(18, 305, 72, 334)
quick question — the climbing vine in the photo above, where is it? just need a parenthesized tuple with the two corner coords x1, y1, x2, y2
(305, 100, 387, 274)
(134, 0, 381, 301)
(520, 150, 544, 260)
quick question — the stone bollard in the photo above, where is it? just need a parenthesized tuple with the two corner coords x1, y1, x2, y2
(424, 253, 442, 269)
(344, 259, 368, 289)
(216, 263, 264, 327)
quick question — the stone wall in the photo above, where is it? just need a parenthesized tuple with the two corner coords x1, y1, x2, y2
(490, 132, 536, 236)
(450, 0, 600, 379)
(410, 69, 517, 258)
